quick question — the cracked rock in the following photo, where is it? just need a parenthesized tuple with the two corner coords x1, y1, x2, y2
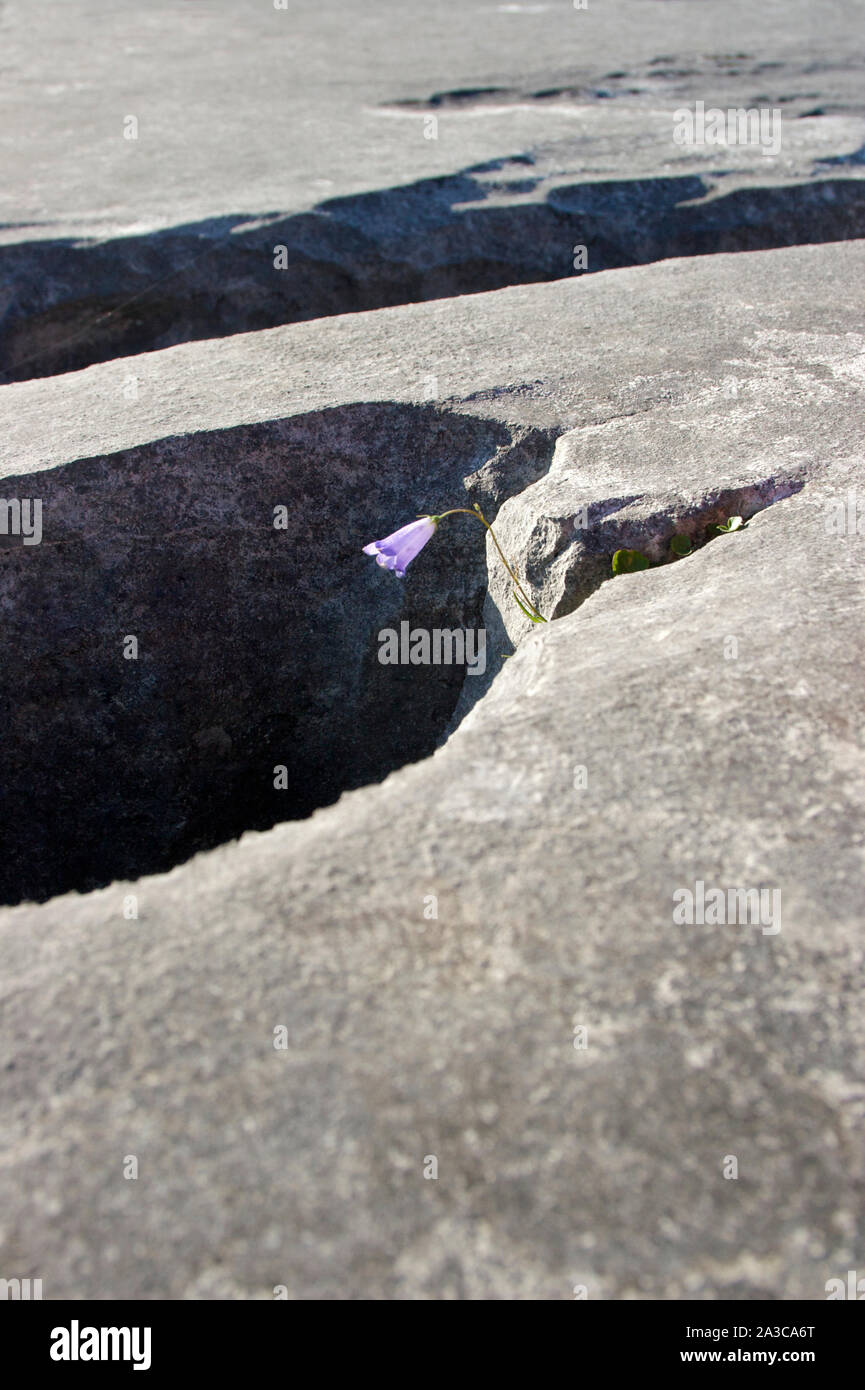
(1, 240, 864, 1298)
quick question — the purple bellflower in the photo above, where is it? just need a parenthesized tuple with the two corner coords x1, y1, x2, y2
(363, 504, 547, 623)
(363, 516, 437, 577)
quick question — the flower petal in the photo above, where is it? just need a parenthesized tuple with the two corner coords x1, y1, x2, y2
(362, 517, 437, 575)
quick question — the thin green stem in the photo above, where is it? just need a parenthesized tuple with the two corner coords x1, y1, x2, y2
(428, 506, 547, 622)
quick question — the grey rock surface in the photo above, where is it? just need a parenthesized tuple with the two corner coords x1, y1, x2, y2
(4, 0, 864, 234)
(2, 0, 865, 378)
(1, 241, 864, 1297)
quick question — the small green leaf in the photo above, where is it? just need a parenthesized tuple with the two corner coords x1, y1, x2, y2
(612, 548, 650, 575)
(714, 515, 745, 534)
(670, 534, 692, 557)
(512, 591, 545, 623)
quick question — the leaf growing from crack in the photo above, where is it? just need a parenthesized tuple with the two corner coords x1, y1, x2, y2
(612, 548, 650, 575)
(670, 534, 692, 557)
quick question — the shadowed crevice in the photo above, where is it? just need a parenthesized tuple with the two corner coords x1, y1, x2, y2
(0, 402, 557, 904)
(2, 162, 865, 382)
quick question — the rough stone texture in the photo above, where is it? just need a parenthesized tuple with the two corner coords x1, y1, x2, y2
(4, 0, 864, 235)
(2, 0, 865, 378)
(1, 241, 864, 1298)
(0, 399, 554, 904)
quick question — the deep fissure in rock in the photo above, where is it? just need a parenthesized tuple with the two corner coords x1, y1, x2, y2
(2, 164, 864, 382)
(0, 401, 806, 904)
(0, 403, 557, 905)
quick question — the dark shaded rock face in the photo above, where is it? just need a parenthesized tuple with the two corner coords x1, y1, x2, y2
(3, 171, 865, 382)
(0, 403, 553, 904)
